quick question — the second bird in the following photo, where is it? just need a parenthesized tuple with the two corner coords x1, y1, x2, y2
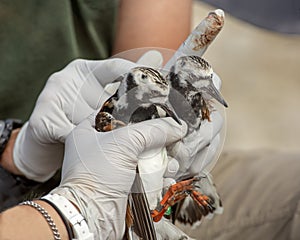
(167, 55, 228, 132)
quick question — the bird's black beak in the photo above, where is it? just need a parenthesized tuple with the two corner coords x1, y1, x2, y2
(203, 82, 228, 108)
(155, 102, 182, 125)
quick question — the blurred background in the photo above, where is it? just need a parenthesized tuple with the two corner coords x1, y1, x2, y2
(193, 0, 300, 152)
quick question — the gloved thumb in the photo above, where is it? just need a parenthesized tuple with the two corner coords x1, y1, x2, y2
(84, 50, 163, 88)
(136, 50, 163, 69)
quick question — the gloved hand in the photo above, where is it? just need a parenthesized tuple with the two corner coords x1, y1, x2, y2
(12, 51, 163, 182)
(167, 72, 225, 179)
(50, 114, 187, 239)
(155, 217, 196, 240)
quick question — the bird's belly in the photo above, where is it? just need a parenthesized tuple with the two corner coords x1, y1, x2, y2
(138, 148, 168, 209)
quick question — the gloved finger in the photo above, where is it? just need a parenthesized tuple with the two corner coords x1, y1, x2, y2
(173, 133, 220, 179)
(125, 118, 187, 157)
(136, 50, 163, 69)
(168, 111, 223, 161)
(163, 157, 180, 178)
(186, 111, 223, 156)
(73, 58, 136, 114)
(83, 113, 187, 159)
(84, 58, 137, 86)
(163, 177, 176, 190)
(163, 9, 224, 71)
(13, 122, 64, 182)
(185, 134, 221, 176)
(155, 218, 196, 240)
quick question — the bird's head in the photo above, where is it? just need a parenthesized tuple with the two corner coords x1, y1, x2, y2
(122, 67, 170, 103)
(172, 56, 213, 82)
(171, 56, 228, 108)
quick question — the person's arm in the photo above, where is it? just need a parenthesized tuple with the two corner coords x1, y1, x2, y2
(0, 116, 188, 239)
(0, 201, 68, 240)
(113, 0, 192, 54)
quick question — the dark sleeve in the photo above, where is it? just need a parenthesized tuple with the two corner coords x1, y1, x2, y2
(0, 0, 119, 120)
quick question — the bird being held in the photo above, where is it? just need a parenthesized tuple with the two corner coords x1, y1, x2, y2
(95, 66, 180, 132)
(158, 56, 227, 226)
(168, 55, 228, 132)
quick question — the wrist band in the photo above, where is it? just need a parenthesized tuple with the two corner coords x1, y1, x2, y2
(42, 194, 94, 240)
(19, 200, 61, 240)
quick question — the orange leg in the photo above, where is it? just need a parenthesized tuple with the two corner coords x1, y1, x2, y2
(151, 191, 189, 222)
(151, 177, 200, 222)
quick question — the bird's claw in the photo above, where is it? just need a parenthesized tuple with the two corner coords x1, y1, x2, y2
(190, 190, 215, 215)
(151, 177, 213, 222)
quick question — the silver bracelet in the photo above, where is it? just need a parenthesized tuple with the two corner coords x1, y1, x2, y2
(19, 200, 61, 240)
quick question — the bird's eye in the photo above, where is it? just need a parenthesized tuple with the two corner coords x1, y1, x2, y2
(141, 74, 147, 79)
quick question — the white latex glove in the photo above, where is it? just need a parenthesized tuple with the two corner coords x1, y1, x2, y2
(167, 73, 225, 179)
(155, 218, 196, 240)
(13, 51, 163, 182)
(50, 115, 187, 239)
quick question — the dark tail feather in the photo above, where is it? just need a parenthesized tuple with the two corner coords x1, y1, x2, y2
(126, 167, 157, 240)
